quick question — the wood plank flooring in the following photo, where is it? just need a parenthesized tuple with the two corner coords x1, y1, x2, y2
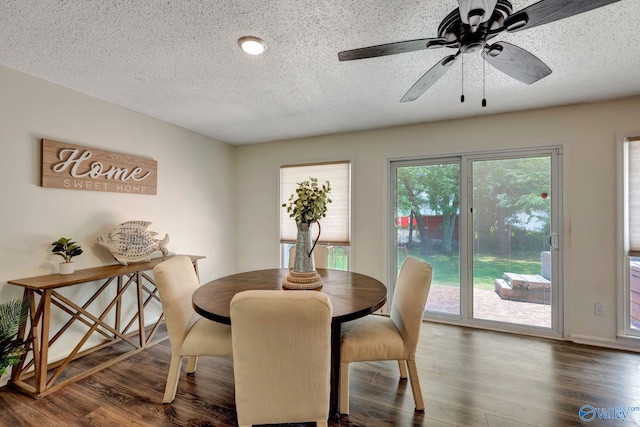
(1, 322, 639, 426)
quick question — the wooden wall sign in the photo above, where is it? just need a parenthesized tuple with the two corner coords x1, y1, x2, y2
(41, 139, 158, 195)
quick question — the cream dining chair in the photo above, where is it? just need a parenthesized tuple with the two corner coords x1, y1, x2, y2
(153, 255, 232, 403)
(288, 245, 330, 269)
(339, 256, 433, 415)
(230, 290, 332, 427)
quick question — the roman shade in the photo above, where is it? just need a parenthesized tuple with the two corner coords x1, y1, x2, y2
(280, 161, 350, 245)
(628, 137, 640, 255)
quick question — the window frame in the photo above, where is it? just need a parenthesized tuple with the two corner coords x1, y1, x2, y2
(617, 132, 640, 339)
(279, 160, 352, 270)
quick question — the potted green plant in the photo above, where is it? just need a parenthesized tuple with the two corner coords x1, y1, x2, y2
(0, 298, 29, 377)
(51, 237, 83, 275)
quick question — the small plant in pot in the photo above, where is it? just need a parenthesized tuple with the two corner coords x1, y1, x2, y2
(51, 237, 83, 275)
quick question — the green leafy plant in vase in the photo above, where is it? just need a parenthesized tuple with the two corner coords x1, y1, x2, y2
(0, 299, 30, 377)
(281, 177, 331, 289)
(51, 237, 83, 275)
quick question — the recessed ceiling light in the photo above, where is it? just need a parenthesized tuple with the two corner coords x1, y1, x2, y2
(238, 36, 267, 56)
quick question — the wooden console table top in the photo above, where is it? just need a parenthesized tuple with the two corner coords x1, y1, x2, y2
(8, 255, 205, 290)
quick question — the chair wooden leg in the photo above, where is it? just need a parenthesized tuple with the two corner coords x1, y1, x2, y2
(163, 355, 183, 403)
(316, 421, 328, 427)
(339, 362, 350, 415)
(398, 359, 407, 379)
(406, 359, 424, 411)
(186, 356, 198, 374)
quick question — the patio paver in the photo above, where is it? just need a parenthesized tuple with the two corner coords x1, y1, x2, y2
(425, 283, 551, 328)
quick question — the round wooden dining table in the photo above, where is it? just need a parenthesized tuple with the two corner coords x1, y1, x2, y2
(192, 268, 387, 416)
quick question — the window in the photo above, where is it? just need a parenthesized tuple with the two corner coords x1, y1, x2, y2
(280, 161, 350, 270)
(619, 134, 640, 337)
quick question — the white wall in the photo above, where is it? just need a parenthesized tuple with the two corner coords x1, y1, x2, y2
(0, 65, 236, 370)
(234, 96, 640, 349)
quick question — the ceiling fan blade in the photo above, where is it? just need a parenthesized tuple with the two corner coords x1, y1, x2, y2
(458, 0, 498, 28)
(400, 55, 459, 103)
(338, 38, 447, 61)
(483, 42, 551, 84)
(504, 0, 623, 32)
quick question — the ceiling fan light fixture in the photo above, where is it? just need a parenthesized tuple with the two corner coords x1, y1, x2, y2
(459, 0, 498, 25)
(467, 9, 486, 29)
(238, 36, 267, 55)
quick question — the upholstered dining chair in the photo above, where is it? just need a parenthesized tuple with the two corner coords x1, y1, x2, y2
(339, 256, 433, 415)
(230, 290, 332, 427)
(288, 245, 330, 269)
(153, 255, 232, 403)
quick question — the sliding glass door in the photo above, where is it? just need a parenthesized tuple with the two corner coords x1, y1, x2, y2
(471, 155, 555, 328)
(391, 148, 562, 335)
(395, 161, 461, 316)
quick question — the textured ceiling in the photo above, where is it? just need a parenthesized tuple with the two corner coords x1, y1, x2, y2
(0, 1, 638, 145)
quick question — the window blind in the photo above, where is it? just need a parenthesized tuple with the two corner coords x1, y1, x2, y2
(628, 137, 640, 255)
(280, 161, 350, 245)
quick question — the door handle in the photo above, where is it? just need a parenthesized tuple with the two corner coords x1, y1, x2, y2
(549, 233, 559, 250)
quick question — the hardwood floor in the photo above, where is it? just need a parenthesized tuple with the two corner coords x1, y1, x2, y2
(1, 322, 639, 426)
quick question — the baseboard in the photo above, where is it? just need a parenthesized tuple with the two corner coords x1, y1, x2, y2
(570, 333, 640, 353)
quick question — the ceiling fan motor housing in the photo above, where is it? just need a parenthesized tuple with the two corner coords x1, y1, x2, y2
(460, 29, 488, 53)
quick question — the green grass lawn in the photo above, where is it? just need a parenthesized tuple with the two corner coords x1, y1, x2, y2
(399, 248, 542, 290)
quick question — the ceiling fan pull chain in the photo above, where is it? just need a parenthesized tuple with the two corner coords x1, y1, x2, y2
(460, 55, 465, 103)
(482, 57, 487, 107)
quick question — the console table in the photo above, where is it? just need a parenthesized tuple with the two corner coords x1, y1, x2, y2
(7, 254, 204, 398)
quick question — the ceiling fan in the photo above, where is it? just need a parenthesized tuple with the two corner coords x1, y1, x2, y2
(338, 0, 623, 104)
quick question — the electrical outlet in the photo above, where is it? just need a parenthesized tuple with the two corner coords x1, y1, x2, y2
(595, 302, 604, 316)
